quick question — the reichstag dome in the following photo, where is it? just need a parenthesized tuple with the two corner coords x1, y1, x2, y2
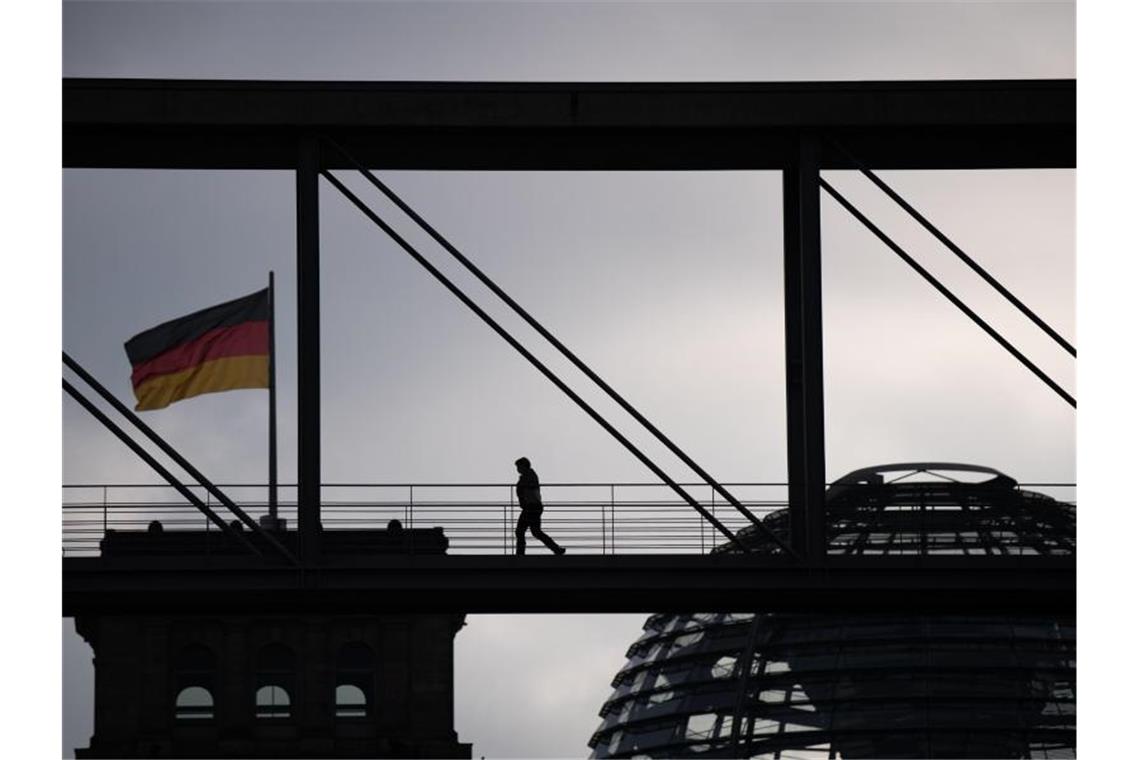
(589, 464, 1075, 759)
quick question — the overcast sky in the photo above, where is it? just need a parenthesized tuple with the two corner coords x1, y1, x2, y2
(57, 2, 1078, 758)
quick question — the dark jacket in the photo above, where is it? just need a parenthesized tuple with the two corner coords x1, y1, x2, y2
(516, 468, 543, 511)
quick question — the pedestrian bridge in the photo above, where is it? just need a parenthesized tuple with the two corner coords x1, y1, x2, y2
(61, 480, 1076, 617)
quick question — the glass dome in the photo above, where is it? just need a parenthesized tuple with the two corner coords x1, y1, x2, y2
(589, 464, 1075, 759)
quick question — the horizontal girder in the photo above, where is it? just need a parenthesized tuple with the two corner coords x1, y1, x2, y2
(62, 554, 1074, 616)
(64, 78, 1075, 170)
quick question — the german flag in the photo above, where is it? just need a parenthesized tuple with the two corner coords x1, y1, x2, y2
(125, 289, 270, 411)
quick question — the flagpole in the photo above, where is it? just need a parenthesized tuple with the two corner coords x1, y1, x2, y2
(267, 270, 279, 528)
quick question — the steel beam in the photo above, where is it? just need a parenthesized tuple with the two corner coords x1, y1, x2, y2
(62, 79, 1076, 170)
(296, 135, 322, 561)
(62, 554, 1076, 616)
(783, 134, 828, 561)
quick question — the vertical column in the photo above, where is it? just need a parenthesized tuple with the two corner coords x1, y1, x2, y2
(782, 132, 827, 562)
(219, 619, 251, 753)
(300, 618, 334, 755)
(296, 135, 322, 561)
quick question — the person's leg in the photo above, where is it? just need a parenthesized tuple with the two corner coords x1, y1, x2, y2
(528, 510, 564, 554)
(515, 511, 528, 555)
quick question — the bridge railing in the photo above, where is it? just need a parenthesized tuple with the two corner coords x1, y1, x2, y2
(61, 482, 1075, 557)
(60, 482, 791, 557)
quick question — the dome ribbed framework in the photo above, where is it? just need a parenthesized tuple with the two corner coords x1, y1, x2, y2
(588, 465, 1075, 759)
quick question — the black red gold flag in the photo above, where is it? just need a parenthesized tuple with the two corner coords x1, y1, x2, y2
(124, 289, 270, 411)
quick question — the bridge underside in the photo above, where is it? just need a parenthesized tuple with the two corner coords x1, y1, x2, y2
(64, 79, 1074, 170)
(62, 554, 1074, 616)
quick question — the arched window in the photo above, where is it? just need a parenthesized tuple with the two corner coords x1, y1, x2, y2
(175, 686, 214, 720)
(255, 685, 291, 719)
(174, 644, 215, 720)
(336, 685, 367, 718)
(335, 642, 374, 718)
(256, 642, 295, 719)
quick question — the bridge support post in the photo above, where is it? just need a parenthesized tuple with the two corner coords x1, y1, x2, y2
(783, 132, 827, 562)
(297, 134, 322, 561)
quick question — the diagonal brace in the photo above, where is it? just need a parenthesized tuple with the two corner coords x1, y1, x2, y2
(63, 352, 301, 565)
(820, 180, 1075, 409)
(321, 136, 776, 543)
(321, 170, 775, 556)
(63, 379, 265, 558)
(828, 136, 1075, 357)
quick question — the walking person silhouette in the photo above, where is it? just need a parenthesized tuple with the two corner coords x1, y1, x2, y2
(514, 457, 566, 555)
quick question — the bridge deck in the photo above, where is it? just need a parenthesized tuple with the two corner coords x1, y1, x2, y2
(63, 553, 1074, 616)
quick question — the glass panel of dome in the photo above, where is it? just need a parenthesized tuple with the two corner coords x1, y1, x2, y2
(606, 730, 622, 755)
(671, 631, 704, 650)
(618, 701, 634, 722)
(711, 656, 736, 678)
(763, 659, 790, 674)
(751, 716, 815, 734)
(623, 722, 680, 753)
(948, 619, 1023, 636)
(932, 648, 1016, 668)
(788, 698, 816, 713)
(756, 688, 790, 705)
(1013, 623, 1063, 639)
(1028, 747, 1076, 759)
(760, 744, 832, 759)
(606, 684, 633, 704)
(791, 652, 841, 671)
(1051, 682, 1075, 700)
(632, 630, 656, 647)
(839, 644, 921, 668)
(681, 687, 736, 713)
(832, 703, 912, 729)
(789, 625, 841, 643)
(1016, 650, 1068, 669)
(843, 622, 912, 640)
(685, 713, 717, 741)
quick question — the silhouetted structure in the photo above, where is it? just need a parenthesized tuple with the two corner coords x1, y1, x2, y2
(63, 78, 1076, 564)
(74, 528, 471, 759)
(589, 465, 1075, 759)
(62, 78, 1076, 758)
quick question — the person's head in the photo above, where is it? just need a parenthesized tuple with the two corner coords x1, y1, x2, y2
(515, 457, 531, 473)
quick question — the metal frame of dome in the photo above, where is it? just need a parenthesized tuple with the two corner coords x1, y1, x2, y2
(589, 465, 1076, 759)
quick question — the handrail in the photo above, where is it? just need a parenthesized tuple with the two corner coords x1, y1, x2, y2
(61, 481, 1078, 489)
(62, 481, 1076, 558)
